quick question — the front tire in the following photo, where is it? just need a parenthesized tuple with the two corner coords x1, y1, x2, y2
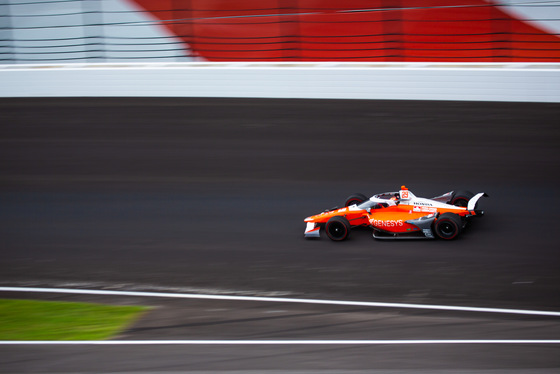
(434, 213, 463, 240)
(326, 216, 351, 241)
(344, 193, 368, 207)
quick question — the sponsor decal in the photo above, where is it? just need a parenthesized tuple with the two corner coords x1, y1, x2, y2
(422, 207, 437, 213)
(413, 201, 433, 206)
(423, 229, 434, 238)
(370, 219, 404, 227)
(414, 206, 436, 213)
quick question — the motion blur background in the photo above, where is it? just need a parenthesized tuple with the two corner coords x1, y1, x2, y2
(1, 0, 559, 63)
(1, 1, 560, 372)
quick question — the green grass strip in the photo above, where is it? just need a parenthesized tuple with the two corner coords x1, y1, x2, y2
(0, 299, 147, 341)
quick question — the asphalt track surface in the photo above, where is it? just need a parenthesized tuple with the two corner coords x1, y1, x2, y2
(1, 98, 560, 372)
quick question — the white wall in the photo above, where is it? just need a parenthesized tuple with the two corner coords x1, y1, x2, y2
(1, 62, 559, 102)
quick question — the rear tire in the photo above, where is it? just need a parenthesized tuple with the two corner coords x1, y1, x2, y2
(451, 190, 474, 207)
(326, 216, 351, 241)
(344, 193, 368, 207)
(434, 213, 463, 240)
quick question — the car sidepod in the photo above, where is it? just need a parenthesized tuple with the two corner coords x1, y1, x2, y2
(371, 213, 437, 239)
(405, 214, 437, 239)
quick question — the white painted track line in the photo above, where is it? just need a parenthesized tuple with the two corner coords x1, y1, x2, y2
(1, 340, 560, 345)
(1, 286, 560, 317)
(2, 287, 559, 346)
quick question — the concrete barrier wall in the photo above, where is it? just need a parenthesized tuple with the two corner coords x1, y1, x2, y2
(1, 62, 559, 102)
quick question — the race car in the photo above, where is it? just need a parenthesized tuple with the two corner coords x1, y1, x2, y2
(304, 186, 487, 241)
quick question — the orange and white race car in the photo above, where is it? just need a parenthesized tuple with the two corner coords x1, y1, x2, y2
(304, 186, 487, 241)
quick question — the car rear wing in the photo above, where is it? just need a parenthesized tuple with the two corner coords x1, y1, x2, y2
(467, 192, 489, 211)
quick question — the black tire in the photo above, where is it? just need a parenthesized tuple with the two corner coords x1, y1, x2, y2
(434, 213, 463, 240)
(450, 190, 474, 207)
(325, 216, 351, 241)
(344, 193, 368, 207)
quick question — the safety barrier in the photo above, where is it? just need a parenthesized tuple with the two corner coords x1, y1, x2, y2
(1, 0, 559, 63)
(1, 62, 559, 102)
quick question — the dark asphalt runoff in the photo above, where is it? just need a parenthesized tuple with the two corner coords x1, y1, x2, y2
(1, 98, 559, 372)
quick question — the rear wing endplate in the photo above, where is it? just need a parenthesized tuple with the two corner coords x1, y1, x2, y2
(467, 192, 489, 211)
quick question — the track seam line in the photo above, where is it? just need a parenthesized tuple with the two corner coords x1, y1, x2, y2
(1, 286, 560, 317)
(1, 340, 560, 345)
